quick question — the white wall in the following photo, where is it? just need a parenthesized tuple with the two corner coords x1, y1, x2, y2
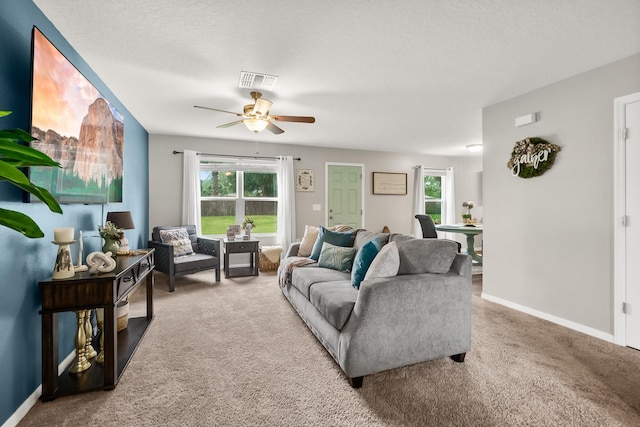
(148, 135, 482, 246)
(482, 53, 640, 337)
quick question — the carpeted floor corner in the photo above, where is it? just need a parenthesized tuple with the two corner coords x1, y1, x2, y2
(18, 270, 640, 426)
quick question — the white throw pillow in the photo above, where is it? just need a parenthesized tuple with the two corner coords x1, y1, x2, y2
(297, 225, 319, 257)
(364, 241, 399, 280)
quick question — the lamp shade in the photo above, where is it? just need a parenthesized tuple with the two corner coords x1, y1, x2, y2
(106, 211, 135, 230)
(244, 119, 268, 133)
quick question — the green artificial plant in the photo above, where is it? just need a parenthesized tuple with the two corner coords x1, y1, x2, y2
(0, 110, 63, 237)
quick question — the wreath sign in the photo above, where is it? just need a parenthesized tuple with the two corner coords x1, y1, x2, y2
(507, 137, 561, 178)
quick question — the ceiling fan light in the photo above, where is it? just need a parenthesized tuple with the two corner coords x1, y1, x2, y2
(253, 98, 273, 117)
(244, 119, 268, 133)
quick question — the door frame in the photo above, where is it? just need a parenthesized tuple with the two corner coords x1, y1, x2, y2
(325, 162, 365, 229)
(613, 91, 640, 346)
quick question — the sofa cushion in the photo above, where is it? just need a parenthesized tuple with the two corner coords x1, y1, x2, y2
(291, 266, 350, 300)
(298, 225, 319, 257)
(318, 242, 356, 272)
(159, 228, 194, 258)
(309, 281, 358, 330)
(310, 226, 355, 261)
(364, 241, 400, 280)
(396, 238, 459, 274)
(351, 238, 381, 289)
(353, 230, 389, 251)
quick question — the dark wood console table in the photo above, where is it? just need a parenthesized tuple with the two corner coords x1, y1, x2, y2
(38, 250, 155, 401)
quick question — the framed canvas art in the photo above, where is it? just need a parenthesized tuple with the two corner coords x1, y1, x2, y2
(29, 27, 124, 204)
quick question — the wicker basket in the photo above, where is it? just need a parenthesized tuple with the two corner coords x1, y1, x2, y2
(258, 246, 281, 272)
(116, 300, 129, 332)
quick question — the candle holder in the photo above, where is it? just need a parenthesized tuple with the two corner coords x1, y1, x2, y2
(52, 227, 75, 280)
(69, 310, 91, 373)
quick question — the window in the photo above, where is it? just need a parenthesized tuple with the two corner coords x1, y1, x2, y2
(199, 159, 277, 235)
(423, 169, 448, 224)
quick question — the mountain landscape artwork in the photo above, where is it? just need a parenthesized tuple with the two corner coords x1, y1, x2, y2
(30, 27, 124, 204)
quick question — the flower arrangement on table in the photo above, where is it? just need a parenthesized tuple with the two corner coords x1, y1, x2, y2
(461, 201, 476, 224)
(98, 221, 124, 255)
(98, 221, 124, 241)
(242, 217, 255, 231)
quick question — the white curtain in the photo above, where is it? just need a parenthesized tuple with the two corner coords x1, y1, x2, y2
(277, 156, 296, 251)
(444, 167, 456, 240)
(412, 165, 425, 238)
(182, 149, 201, 233)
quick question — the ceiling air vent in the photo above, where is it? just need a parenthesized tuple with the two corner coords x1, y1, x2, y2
(238, 71, 278, 91)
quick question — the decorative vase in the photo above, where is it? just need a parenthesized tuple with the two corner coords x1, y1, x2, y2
(245, 223, 253, 238)
(102, 238, 119, 257)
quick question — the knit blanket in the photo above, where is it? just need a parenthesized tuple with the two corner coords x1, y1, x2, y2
(278, 256, 316, 287)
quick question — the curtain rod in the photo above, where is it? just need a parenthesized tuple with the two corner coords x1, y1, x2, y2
(172, 150, 300, 161)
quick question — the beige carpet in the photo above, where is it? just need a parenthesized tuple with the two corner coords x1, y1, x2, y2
(19, 270, 640, 426)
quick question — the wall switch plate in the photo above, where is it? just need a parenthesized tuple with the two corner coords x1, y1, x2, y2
(312, 204, 321, 211)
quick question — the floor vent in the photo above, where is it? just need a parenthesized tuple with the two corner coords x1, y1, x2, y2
(238, 71, 278, 91)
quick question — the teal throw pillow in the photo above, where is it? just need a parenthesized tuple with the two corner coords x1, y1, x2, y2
(318, 242, 356, 272)
(310, 226, 354, 261)
(351, 238, 381, 289)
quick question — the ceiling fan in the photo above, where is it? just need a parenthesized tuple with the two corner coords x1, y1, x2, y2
(194, 92, 315, 134)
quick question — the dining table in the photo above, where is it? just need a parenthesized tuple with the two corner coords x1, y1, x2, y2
(435, 224, 483, 264)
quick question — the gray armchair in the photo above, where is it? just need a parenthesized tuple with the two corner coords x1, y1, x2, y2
(148, 225, 221, 292)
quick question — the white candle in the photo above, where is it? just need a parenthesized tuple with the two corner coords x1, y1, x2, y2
(54, 227, 74, 242)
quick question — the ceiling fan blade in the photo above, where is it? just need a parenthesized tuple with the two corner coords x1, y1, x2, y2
(271, 115, 316, 123)
(266, 122, 285, 134)
(252, 98, 273, 117)
(194, 105, 244, 117)
(217, 120, 244, 128)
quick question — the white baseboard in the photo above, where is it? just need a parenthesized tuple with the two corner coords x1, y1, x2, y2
(480, 293, 615, 343)
(2, 351, 75, 427)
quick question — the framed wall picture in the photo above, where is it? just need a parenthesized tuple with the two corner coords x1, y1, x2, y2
(296, 169, 315, 192)
(372, 172, 407, 195)
(29, 27, 124, 204)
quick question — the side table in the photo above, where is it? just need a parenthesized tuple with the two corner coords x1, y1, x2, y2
(38, 250, 155, 401)
(223, 238, 259, 278)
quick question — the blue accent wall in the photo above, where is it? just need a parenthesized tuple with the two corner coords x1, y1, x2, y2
(0, 1, 149, 423)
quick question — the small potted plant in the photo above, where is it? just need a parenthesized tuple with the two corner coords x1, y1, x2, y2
(461, 201, 475, 224)
(98, 221, 124, 256)
(242, 217, 255, 238)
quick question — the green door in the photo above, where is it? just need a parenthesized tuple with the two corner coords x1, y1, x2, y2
(327, 164, 362, 228)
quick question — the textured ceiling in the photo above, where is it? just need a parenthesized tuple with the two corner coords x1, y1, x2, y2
(33, 0, 640, 156)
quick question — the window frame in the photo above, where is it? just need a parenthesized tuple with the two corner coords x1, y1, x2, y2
(422, 168, 448, 225)
(199, 158, 278, 237)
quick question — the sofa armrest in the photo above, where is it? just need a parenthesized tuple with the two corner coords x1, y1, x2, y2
(197, 237, 221, 259)
(338, 264, 472, 377)
(284, 242, 301, 258)
(148, 240, 174, 275)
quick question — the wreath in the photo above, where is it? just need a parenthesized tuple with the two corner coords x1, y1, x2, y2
(507, 137, 561, 178)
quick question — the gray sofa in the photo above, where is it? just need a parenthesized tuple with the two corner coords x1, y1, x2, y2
(279, 229, 472, 388)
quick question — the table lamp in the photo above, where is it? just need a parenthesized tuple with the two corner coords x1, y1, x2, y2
(106, 211, 135, 252)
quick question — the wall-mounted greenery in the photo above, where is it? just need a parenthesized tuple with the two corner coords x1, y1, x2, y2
(0, 111, 62, 237)
(507, 137, 561, 178)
